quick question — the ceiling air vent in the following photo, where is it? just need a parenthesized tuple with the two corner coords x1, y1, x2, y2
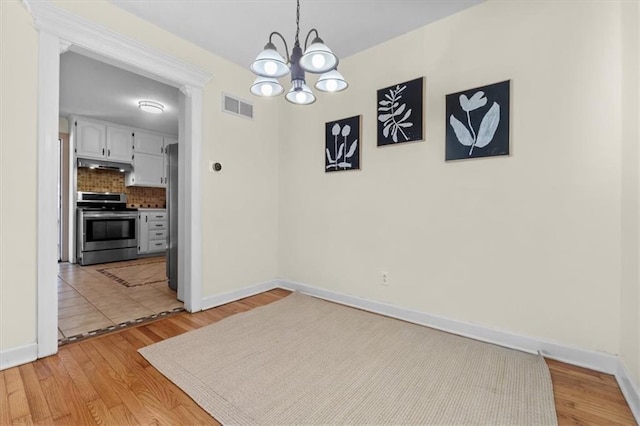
(222, 93, 254, 120)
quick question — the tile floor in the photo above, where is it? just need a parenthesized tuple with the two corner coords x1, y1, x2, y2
(57, 256, 183, 341)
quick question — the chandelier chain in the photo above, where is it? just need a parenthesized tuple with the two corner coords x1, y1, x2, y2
(295, 0, 300, 46)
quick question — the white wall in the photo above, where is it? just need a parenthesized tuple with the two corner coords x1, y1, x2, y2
(0, 0, 281, 352)
(279, 1, 625, 355)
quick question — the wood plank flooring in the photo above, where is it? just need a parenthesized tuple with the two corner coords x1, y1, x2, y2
(1, 289, 635, 425)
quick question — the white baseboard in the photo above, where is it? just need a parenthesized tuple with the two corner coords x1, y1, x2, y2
(617, 359, 640, 423)
(277, 279, 619, 375)
(201, 280, 279, 311)
(0, 343, 38, 371)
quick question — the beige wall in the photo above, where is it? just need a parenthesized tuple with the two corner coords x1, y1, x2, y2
(279, 1, 626, 355)
(620, 0, 640, 383)
(0, 1, 39, 349)
(59, 117, 69, 134)
(0, 0, 281, 351)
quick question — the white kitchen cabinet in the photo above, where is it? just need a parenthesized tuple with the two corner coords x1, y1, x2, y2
(127, 152, 165, 187)
(138, 212, 149, 254)
(73, 118, 133, 164)
(138, 210, 167, 255)
(75, 119, 106, 160)
(105, 126, 133, 163)
(134, 131, 164, 155)
(126, 135, 177, 188)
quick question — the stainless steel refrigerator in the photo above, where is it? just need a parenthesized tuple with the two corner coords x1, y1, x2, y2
(166, 143, 180, 299)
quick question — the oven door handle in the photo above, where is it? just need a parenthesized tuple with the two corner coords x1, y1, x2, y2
(81, 212, 138, 219)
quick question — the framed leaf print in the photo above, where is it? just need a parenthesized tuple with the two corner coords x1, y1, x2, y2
(377, 77, 424, 146)
(446, 80, 510, 161)
(325, 115, 360, 172)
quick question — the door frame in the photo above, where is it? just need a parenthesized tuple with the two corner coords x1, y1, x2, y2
(26, 1, 212, 358)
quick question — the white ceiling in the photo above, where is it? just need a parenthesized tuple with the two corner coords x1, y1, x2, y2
(109, 0, 484, 69)
(60, 1, 483, 135)
(60, 51, 180, 135)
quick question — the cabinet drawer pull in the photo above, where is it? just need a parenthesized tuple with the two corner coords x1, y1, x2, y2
(108, 149, 111, 157)
(155, 232, 163, 236)
(154, 224, 163, 227)
(102, 148, 105, 155)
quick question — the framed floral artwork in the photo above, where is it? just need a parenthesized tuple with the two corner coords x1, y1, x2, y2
(325, 115, 360, 172)
(377, 77, 424, 146)
(446, 80, 510, 161)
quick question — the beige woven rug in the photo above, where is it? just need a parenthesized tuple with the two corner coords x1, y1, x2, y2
(139, 292, 557, 425)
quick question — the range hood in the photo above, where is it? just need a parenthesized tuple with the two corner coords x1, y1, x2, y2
(77, 158, 133, 173)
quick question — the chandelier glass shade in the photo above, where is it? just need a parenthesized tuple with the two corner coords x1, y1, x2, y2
(250, 77, 285, 97)
(285, 82, 315, 105)
(249, 0, 347, 105)
(315, 69, 348, 92)
(249, 43, 289, 78)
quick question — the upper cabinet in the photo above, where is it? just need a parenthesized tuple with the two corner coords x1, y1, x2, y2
(70, 115, 176, 188)
(73, 118, 133, 164)
(75, 120, 106, 160)
(125, 132, 177, 188)
(134, 131, 164, 155)
(106, 126, 133, 163)
(127, 152, 165, 187)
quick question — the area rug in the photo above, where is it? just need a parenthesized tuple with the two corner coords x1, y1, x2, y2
(139, 292, 558, 425)
(97, 259, 166, 287)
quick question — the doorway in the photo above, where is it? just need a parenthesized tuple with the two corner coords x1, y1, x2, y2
(56, 50, 186, 342)
(31, 1, 210, 358)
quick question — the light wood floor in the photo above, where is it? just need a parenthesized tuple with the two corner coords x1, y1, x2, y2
(58, 257, 182, 340)
(2, 289, 635, 425)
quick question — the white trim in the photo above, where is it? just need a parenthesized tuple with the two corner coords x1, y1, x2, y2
(0, 343, 38, 371)
(36, 31, 61, 358)
(277, 280, 620, 375)
(24, 1, 211, 89)
(26, 1, 212, 362)
(616, 359, 640, 424)
(201, 280, 279, 310)
(180, 86, 203, 312)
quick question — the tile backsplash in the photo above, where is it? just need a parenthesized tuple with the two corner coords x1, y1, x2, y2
(77, 168, 166, 208)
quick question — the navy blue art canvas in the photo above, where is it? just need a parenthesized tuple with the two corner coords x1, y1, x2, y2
(325, 115, 360, 172)
(377, 77, 424, 146)
(446, 80, 510, 161)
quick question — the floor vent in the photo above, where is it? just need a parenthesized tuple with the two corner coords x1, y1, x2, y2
(222, 93, 254, 119)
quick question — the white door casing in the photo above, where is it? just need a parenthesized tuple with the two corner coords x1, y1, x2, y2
(26, 0, 211, 358)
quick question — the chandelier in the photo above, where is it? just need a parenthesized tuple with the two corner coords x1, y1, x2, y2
(249, 0, 348, 105)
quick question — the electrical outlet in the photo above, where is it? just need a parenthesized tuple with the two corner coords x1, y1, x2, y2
(381, 271, 389, 286)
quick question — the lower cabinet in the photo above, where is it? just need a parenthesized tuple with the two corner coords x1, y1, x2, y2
(138, 210, 167, 254)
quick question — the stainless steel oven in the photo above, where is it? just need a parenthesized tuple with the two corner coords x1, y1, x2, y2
(76, 192, 138, 265)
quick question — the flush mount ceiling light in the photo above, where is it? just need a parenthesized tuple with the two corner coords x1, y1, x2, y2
(249, 0, 348, 105)
(138, 100, 164, 114)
